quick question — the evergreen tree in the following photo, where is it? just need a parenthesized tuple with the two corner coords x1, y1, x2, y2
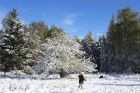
(0, 9, 29, 71)
(106, 16, 116, 54)
(81, 32, 101, 71)
(99, 35, 110, 72)
(100, 7, 140, 73)
(84, 32, 94, 44)
(81, 32, 94, 60)
(0, 30, 4, 70)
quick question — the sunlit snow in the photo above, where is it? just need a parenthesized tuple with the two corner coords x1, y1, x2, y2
(0, 74, 140, 93)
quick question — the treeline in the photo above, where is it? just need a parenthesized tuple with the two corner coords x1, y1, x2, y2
(0, 9, 98, 76)
(100, 7, 140, 73)
(0, 7, 140, 75)
(0, 9, 64, 72)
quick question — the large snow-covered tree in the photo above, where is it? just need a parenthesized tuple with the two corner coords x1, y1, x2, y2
(34, 32, 97, 77)
(0, 9, 30, 71)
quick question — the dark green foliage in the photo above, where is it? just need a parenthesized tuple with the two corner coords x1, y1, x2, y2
(100, 7, 140, 73)
(108, 7, 140, 55)
(81, 32, 101, 71)
(0, 9, 29, 72)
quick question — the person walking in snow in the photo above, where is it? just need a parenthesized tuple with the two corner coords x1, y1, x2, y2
(78, 72, 86, 88)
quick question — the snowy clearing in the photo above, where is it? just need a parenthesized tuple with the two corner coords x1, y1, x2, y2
(0, 74, 140, 93)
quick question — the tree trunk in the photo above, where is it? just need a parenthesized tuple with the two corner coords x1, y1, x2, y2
(59, 68, 67, 78)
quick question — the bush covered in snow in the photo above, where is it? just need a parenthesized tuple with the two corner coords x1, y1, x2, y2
(23, 66, 36, 75)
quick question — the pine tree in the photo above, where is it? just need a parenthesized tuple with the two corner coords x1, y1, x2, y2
(84, 32, 94, 44)
(0, 30, 4, 70)
(81, 32, 101, 71)
(0, 9, 29, 71)
(106, 16, 116, 54)
(100, 7, 140, 73)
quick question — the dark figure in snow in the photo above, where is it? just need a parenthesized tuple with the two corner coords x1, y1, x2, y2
(78, 72, 86, 88)
(99, 75, 103, 78)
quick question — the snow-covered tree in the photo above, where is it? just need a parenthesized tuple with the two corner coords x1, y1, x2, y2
(81, 32, 101, 71)
(0, 9, 30, 71)
(34, 32, 97, 77)
(24, 26, 43, 67)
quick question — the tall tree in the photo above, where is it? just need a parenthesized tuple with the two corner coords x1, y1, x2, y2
(0, 9, 29, 71)
(81, 32, 101, 71)
(100, 7, 140, 73)
(29, 22, 49, 42)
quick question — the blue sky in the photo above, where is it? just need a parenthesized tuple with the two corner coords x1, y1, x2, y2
(0, 0, 140, 39)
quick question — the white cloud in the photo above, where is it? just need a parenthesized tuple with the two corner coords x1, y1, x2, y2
(64, 18, 75, 26)
(61, 13, 80, 34)
(96, 33, 103, 36)
(63, 13, 79, 26)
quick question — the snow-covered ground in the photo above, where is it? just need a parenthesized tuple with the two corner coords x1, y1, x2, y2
(0, 74, 140, 93)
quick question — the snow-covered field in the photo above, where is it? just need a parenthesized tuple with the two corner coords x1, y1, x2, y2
(0, 74, 140, 93)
